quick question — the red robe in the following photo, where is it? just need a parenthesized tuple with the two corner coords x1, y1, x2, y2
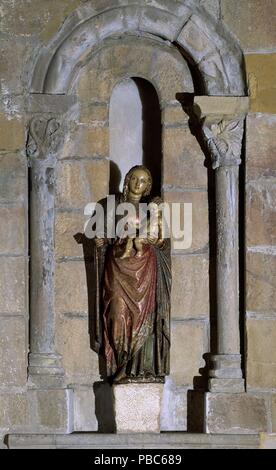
(103, 244, 157, 379)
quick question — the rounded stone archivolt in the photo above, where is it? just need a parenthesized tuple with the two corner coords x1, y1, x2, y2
(31, 1, 246, 96)
(73, 35, 194, 103)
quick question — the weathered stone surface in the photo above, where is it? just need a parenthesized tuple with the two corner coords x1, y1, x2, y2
(247, 319, 276, 390)
(0, 154, 27, 204)
(113, 383, 163, 433)
(139, 3, 188, 41)
(26, 94, 77, 115)
(163, 127, 207, 189)
(206, 393, 268, 434)
(0, 435, 7, 449)
(272, 395, 276, 433)
(150, 48, 194, 99)
(194, 96, 249, 119)
(0, 35, 33, 94)
(200, 0, 220, 19)
(56, 159, 109, 209)
(77, 36, 194, 104)
(56, 316, 99, 386)
(246, 53, 276, 114)
(164, 191, 209, 253)
(209, 378, 245, 394)
(246, 252, 276, 313)
(246, 114, 276, 180)
(73, 388, 98, 432)
(170, 321, 207, 386)
(0, 394, 28, 430)
(77, 56, 114, 102)
(177, 17, 216, 64)
(55, 212, 85, 259)
(161, 378, 187, 431)
(0, 115, 25, 152)
(0, 0, 81, 39)
(246, 181, 276, 247)
(100, 40, 153, 76)
(28, 389, 73, 433)
(78, 102, 109, 126)
(171, 254, 209, 319)
(0, 205, 26, 255)
(60, 126, 109, 159)
(162, 104, 189, 126)
(55, 261, 88, 314)
(0, 257, 26, 314)
(260, 433, 276, 449)
(221, 0, 276, 51)
(7, 432, 261, 449)
(0, 318, 27, 387)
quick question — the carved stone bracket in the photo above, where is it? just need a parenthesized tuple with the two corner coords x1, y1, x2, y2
(26, 115, 63, 162)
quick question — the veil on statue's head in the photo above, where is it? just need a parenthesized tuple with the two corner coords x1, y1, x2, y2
(122, 165, 153, 202)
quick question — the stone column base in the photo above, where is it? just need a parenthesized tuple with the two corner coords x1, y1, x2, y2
(208, 355, 245, 393)
(28, 353, 65, 389)
(205, 393, 268, 434)
(113, 383, 163, 434)
(208, 378, 245, 393)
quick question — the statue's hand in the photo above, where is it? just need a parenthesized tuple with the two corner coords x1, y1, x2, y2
(95, 238, 105, 248)
(145, 235, 158, 245)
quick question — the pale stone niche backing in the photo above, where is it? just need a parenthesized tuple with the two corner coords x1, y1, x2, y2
(17, 2, 267, 444)
(109, 77, 162, 195)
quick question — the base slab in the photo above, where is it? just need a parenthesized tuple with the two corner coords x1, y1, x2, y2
(6, 433, 261, 449)
(205, 393, 268, 434)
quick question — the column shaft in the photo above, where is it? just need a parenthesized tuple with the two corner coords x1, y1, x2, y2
(27, 116, 64, 388)
(216, 166, 240, 355)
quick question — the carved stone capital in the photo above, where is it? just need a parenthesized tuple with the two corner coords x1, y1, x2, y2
(26, 115, 63, 163)
(189, 96, 249, 170)
(202, 118, 244, 169)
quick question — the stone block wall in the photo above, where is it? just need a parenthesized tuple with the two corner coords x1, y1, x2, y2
(220, 0, 276, 434)
(0, 0, 275, 440)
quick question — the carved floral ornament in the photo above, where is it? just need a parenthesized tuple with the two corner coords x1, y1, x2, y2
(26, 115, 63, 160)
(201, 119, 244, 170)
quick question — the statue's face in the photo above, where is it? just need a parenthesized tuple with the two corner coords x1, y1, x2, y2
(128, 169, 149, 197)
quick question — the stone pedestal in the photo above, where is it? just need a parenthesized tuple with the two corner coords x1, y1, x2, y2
(27, 389, 74, 434)
(113, 384, 163, 434)
(0, 435, 7, 449)
(205, 393, 268, 435)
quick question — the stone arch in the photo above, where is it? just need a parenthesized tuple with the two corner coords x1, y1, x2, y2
(30, 1, 246, 95)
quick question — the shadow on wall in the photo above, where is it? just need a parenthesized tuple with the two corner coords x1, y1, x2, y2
(109, 161, 121, 195)
(93, 382, 116, 433)
(134, 77, 162, 199)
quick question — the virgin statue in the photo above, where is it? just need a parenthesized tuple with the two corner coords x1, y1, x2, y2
(90, 165, 171, 384)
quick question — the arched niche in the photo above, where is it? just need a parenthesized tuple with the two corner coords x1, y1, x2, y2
(30, 1, 246, 96)
(35, 35, 208, 432)
(109, 77, 162, 196)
